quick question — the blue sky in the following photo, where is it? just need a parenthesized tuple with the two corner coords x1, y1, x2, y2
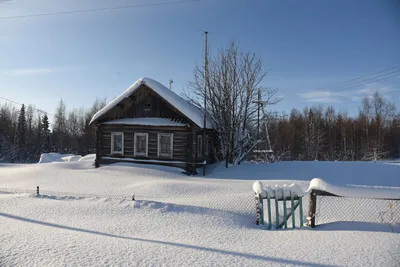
(0, 0, 399, 121)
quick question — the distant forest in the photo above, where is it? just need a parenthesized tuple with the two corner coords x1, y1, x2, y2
(0, 90, 399, 163)
(264, 91, 400, 161)
(0, 99, 106, 163)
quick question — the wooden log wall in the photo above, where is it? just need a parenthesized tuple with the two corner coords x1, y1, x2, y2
(99, 124, 189, 162)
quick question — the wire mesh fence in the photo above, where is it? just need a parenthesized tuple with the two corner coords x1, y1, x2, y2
(3, 187, 399, 228)
(0, 187, 131, 200)
(0, 187, 256, 221)
(315, 195, 400, 226)
(137, 194, 255, 218)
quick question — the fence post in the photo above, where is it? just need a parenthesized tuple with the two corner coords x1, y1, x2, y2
(307, 190, 317, 228)
(299, 196, 304, 227)
(255, 193, 263, 225)
(36, 186, 39, 195)
(274, 190, 279, 229)
(283, 189, 287, 229)
(291, 191, 295, 228)
(266, 191, 272, 230)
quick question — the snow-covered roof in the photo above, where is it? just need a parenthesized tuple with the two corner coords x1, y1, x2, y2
(101, 118, 188, 127)
(89, 77, 214, 129)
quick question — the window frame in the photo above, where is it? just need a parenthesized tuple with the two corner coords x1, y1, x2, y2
(111, 132, 124, 155)
(143, 99, 151, 112)
(144, 103, 151, 112)
(134, 133, 149, 157)
(157, 133, 174, 158)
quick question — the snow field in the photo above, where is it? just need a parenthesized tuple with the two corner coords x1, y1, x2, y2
(1, 192, 399, 267)
(1, 160, 400, 266)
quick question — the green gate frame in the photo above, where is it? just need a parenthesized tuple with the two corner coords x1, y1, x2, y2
(255, 189, 304, 229)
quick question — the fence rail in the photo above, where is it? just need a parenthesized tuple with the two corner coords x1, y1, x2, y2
(0, 187, 255, 221)
(307, 189, 400, 228)
(0, 187, 132, 200)
(3, 185, 399, 230)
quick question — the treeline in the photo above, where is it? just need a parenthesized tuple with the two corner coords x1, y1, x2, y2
(0, 99, 105, 163)
(264, 92, 400, 161)
(1, 90, 399, 163)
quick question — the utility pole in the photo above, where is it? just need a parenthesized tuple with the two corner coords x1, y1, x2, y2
(253, 88, 261, 152)
(252, 90, 274, 159)
(257, 88, 261, 143)
(169, 79, 173, 90)
(203, 30, 208, 176)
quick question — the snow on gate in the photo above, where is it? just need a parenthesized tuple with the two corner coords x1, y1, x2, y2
(253, 178, 400, 230)
(253, 182, 306, 229)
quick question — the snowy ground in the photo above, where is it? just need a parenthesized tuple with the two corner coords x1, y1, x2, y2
(0, 160, 399, 266)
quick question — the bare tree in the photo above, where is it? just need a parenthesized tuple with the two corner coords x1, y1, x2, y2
(302, 106, 325, 160)
(361, 91, 396, 160)
(185, 41, 281, 167)
(53, 99, 67, 152)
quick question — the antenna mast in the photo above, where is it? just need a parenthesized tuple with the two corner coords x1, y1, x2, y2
(203, 30, 208, 176)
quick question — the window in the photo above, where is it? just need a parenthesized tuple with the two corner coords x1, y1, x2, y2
(144, 100, 151, 112)
(197, 135, 203, 157)
(111, 132, 124, 155)
(158, 133, 173, 158)
(134, 133, 148, 157)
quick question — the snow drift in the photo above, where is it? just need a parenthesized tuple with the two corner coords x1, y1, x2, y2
(78, 154, 96, 162)
(38, 153, 82, 164)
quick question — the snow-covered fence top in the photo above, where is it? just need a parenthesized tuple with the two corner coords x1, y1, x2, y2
(253, 178, 400, 200)
(307, 178, 400, 200)
(252, 181, 306, 199)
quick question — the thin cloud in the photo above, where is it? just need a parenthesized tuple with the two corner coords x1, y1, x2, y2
(299, 84, 393, 103)
(4, 68, 53, 76)
(307, 97, 342, 103)
(355, 86, 392, 96)
(298, 90, 343, 103)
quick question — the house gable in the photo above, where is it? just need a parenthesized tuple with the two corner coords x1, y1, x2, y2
(89, 77, 214, 129)
(96, 85, 189, 124)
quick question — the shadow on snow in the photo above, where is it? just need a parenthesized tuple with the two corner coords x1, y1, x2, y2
(313, 221, 399, 233)
(1, 212, 335, 267)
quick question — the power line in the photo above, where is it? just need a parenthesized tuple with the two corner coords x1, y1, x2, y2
(315, 65, 400, 93)
(331, 71, 400, 93)
(0, 0, 201, 20)
(0, 96, 57, 118)
(328, 65, 400, 90)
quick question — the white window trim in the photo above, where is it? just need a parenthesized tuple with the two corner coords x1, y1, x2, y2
(157, 133, 173, 158)
(111, 132, 124, 155)
(134, 133, 148, 157)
